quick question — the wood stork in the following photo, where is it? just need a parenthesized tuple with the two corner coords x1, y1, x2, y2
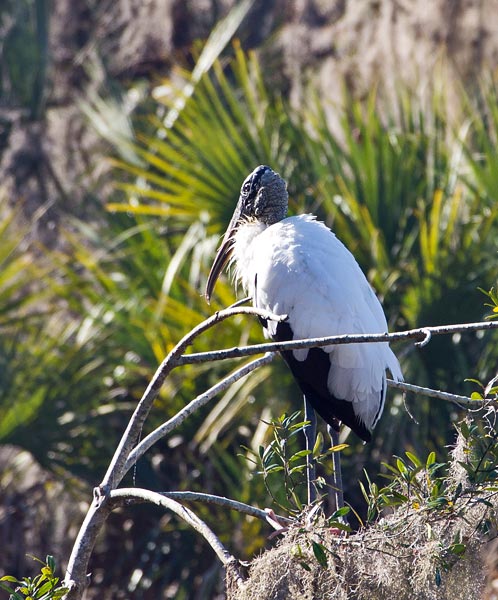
(205, 165, 403, 509)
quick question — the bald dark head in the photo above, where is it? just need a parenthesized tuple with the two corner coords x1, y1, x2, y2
(238, 165, 288, 225)
(205, 165, 288, 301)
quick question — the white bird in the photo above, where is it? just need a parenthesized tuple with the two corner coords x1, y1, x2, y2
(205, 165, 403, 508)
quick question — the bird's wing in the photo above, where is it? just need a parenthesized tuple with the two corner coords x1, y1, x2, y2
(252, 215, 402, 431)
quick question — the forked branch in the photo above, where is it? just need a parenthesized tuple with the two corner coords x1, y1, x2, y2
(63, 309, 498, 599)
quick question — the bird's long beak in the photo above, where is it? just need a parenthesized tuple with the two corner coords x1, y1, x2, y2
(205, 203, 242, 303)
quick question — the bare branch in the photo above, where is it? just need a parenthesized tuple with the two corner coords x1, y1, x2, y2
(124, 353, 274, 473)
(110, 488, 238, 568)
(177, 320, 498, 366)
(64, 499, 113, 598)
(64, 307, 282, 598)
(102, 307, 285, 490)
(387, 379, 497, 408)
(63, 308, 498, 600)
(159, 491, 293, 527)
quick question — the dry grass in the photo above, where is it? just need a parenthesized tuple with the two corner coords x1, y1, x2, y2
(229, 428, 497, 600)
(230, 509, 490, 600)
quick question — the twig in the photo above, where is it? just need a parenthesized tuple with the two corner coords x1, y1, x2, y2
(159, 491, 293, 527)
(110, 488, 237, 568)
(387, 379, 498, 408)
(124, 353, 274, 473)
(226, 295, 252, 308)
(176, 321, 498, 366)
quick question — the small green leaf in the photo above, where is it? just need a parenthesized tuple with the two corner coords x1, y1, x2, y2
(396, 458, 408, 475)
(476, 498, 494, 507)
(312, 431, 324, 459)
(426, 451, 436, 468)
(289, 450, 311, 462)
(328, 521, 351, 532)
(405, 451, 422, 468)
(464, 378, 482, 386)
(329, 443, 349, 453)
(289, 465, 307, 475)
(265, 465, 284, 474)
(36, 581, 53, 595)
(382, 462, 401, 476)
(329, 506, 350, 519)
(389, 491, 409, 503)
(449, 543, 466, 556)
(427, 497, 448, 509)
(359, 480, 369, 503)
(312, 541, 328, 568)
(459, 421, 470, 439)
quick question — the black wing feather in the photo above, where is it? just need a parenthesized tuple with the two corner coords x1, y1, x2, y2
(268, 320, 372, 442)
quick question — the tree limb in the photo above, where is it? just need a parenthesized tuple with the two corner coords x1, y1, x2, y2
(102, 307, 285, 491)
(159, 491, 293, 527)
(387, 379, 497, 408)
(176, 320, 498, 366)
(63, 307, 283, 599)
(124, 353, 274, 473)
(63, 497, 113, 598)
(110, 488, 239, 569)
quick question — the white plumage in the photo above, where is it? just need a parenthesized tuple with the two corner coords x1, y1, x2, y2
(232, 214, 403, 434)
(205, 165, 402, 444)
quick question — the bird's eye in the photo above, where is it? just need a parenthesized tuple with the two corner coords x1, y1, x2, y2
(242, 182, 251, 194)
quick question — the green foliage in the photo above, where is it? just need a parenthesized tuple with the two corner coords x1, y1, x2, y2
(0, 198, 44, 327)
(456, 417, 498, 487)
(0, 556, 68, 600)
(243, 411, 309, 513)
(465, 373, 498, 401)
(480, 286, 498, 320)
(360, 449, 448, 522)
(360, 412, 498, 576)
(463, 76, 498, 204)
(0, 197, 55, 445)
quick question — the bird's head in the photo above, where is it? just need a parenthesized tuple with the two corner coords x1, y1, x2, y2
(205, 165, 288, 302)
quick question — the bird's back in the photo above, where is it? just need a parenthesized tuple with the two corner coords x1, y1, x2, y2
(234, 214, 403, 440)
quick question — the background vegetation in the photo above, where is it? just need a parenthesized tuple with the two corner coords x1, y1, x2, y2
(1, 1, 498, 598)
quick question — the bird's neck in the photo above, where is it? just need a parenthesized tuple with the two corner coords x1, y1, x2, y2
(233, 220, 268, 294)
